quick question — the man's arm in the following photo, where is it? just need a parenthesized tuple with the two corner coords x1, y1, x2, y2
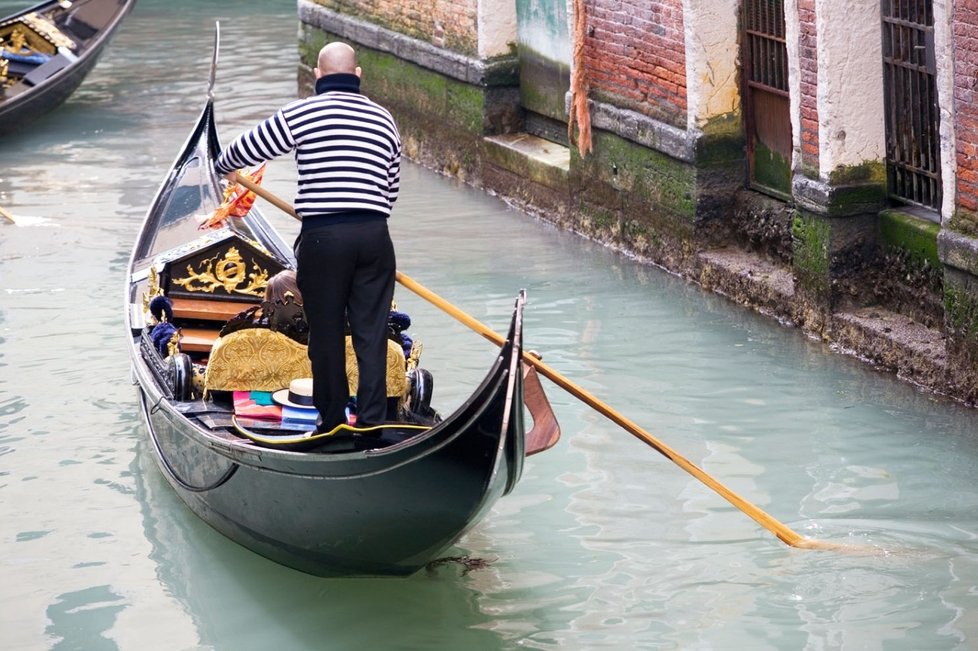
(215, 110, 295, 176)
(387, 143, 402, 206)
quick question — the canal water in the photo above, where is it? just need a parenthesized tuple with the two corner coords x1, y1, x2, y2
(2, 1, 978, 649)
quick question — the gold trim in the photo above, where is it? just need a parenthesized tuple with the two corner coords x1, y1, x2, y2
(406, 341, 422, 371)
(166, 332, 180, 358)
(170, 247, 269, 297)
(142, 267, 163, 321)
(0, 13, 76, 54)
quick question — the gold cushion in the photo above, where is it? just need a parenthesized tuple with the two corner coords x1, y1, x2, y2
(345, 337, 408, 398)
(205, 328, 311, 392)
(204, 328, 407, 398)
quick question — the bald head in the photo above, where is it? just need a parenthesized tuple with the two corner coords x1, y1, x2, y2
(315, 42, 361, 79)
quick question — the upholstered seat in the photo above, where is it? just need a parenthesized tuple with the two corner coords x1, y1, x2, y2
(204, 328, 311, 392)
(346, 337, 408, 399)
(204, 327, 408, 399)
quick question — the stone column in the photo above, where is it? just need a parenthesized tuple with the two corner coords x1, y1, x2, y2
(938, 0, 978, 400)
(681, 0, 745, 229)
(787, 0, 887, 317)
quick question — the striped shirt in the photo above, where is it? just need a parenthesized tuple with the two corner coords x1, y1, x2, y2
(215, 74, 401, 221)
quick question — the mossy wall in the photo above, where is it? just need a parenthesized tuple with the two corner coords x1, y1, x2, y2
(879, 209, 940, 268)
(752, 141, 791, 195)
(943, 269, 978, 402)
(567, 129, 700, 266)
(791, 210, 831, 298)
(298, 24, 521, 179)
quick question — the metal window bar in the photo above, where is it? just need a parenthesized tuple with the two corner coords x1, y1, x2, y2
(882, 0, 941, 210)
(745, 0, 788, 95)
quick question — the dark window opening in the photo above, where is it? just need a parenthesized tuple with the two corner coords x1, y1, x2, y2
(742, 0, 792, 198)
(881, 0, 941, 212)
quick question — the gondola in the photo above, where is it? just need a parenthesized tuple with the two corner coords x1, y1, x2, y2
(0, 0, 135, 136)
(125, 84, 560, 575)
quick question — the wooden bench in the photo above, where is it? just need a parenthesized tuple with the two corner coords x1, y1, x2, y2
(170, 297, 254, 321)
(178, 327, 221, 353)
(168, 297, 257, 354)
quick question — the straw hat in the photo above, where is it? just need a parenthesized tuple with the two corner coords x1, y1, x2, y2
(271, 377, 316, 409)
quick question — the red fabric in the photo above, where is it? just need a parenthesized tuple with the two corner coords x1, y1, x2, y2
(233, 391, 282, 420)
(199, 163, 267, 229)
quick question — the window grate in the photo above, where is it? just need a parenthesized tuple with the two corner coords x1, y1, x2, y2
(742, 0, 792, 196)
(882, 0, 941, 210)
(744, 0, 788, 95)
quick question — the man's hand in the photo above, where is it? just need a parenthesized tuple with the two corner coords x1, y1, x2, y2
(224, 170, 239, 185)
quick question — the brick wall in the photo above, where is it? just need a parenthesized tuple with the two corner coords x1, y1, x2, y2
(583, 0, 687, 128)
(308, 0, 478, 56)
(797, 0, 819, 174)
(953, 2, 978, 216)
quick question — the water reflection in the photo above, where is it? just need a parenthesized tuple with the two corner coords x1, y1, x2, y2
(46, 585, 126, 651)
(132, 434, 512, 649)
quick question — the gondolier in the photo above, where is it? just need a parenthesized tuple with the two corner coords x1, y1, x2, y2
(125, 27, 558, 577)
(215, 41, 402, 433)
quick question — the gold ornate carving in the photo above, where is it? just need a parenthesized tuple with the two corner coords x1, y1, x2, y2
(4, 27, 27, 53)
(142, 267, 163, 320)
(167, 332, 181, 358)
(0, 13, 75, 55)
(170, 247, 269, 297)
(406, 341, 422, 372)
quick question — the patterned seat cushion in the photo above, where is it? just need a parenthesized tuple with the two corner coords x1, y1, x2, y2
(205, 328, 407, 398)
(205, 328, 312, 392)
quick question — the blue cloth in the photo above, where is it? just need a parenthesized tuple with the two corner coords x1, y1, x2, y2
(0, 50, 50, 65)
(250, 391, 274, 406)
(150, 322, 178, 356)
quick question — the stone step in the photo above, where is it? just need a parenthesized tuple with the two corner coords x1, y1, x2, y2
(697, 248, 795, 316)
(484, 133, 570, 170)
(697, 246, 949, 393)
(831, 306, 947, 388)
(483, 133, 570, 191)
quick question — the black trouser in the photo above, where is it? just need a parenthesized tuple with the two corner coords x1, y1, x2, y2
(295, 218, 395, 430)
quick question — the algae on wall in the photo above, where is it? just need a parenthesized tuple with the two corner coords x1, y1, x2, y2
(516, 0, 570, 121)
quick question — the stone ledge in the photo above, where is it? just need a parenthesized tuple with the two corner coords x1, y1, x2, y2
(298, 0, 518, 86)
(696, 248, 796, 321)
(939, 229, 978, 276)
(483, 133, 570, 190)
(830, 307, 948, 391)
(695, 247, 954, 399)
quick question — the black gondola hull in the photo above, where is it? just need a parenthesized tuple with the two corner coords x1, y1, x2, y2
(126, 99, 529, 577)
(0, 0, 136, 136)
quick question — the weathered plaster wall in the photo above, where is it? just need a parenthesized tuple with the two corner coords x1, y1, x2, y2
(477, 0, 516, 58)
(784, 0, 802, 176)
(814, 0, 885, 176)
(516, 0, 570, 120)
(682, 0, 738, 132)
(934, 0, 955, 222)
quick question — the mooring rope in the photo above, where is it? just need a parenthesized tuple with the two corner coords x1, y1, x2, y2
(568, 0, 593, 156)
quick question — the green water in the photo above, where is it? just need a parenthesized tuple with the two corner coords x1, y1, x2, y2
(3, 1, 978, 649)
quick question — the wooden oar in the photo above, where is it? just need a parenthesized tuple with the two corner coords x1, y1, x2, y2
(234, 172, 868, 552)
(0, 205, 17, 224)
(394, 272, 859, 551)
(234, 173, 299, 219)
